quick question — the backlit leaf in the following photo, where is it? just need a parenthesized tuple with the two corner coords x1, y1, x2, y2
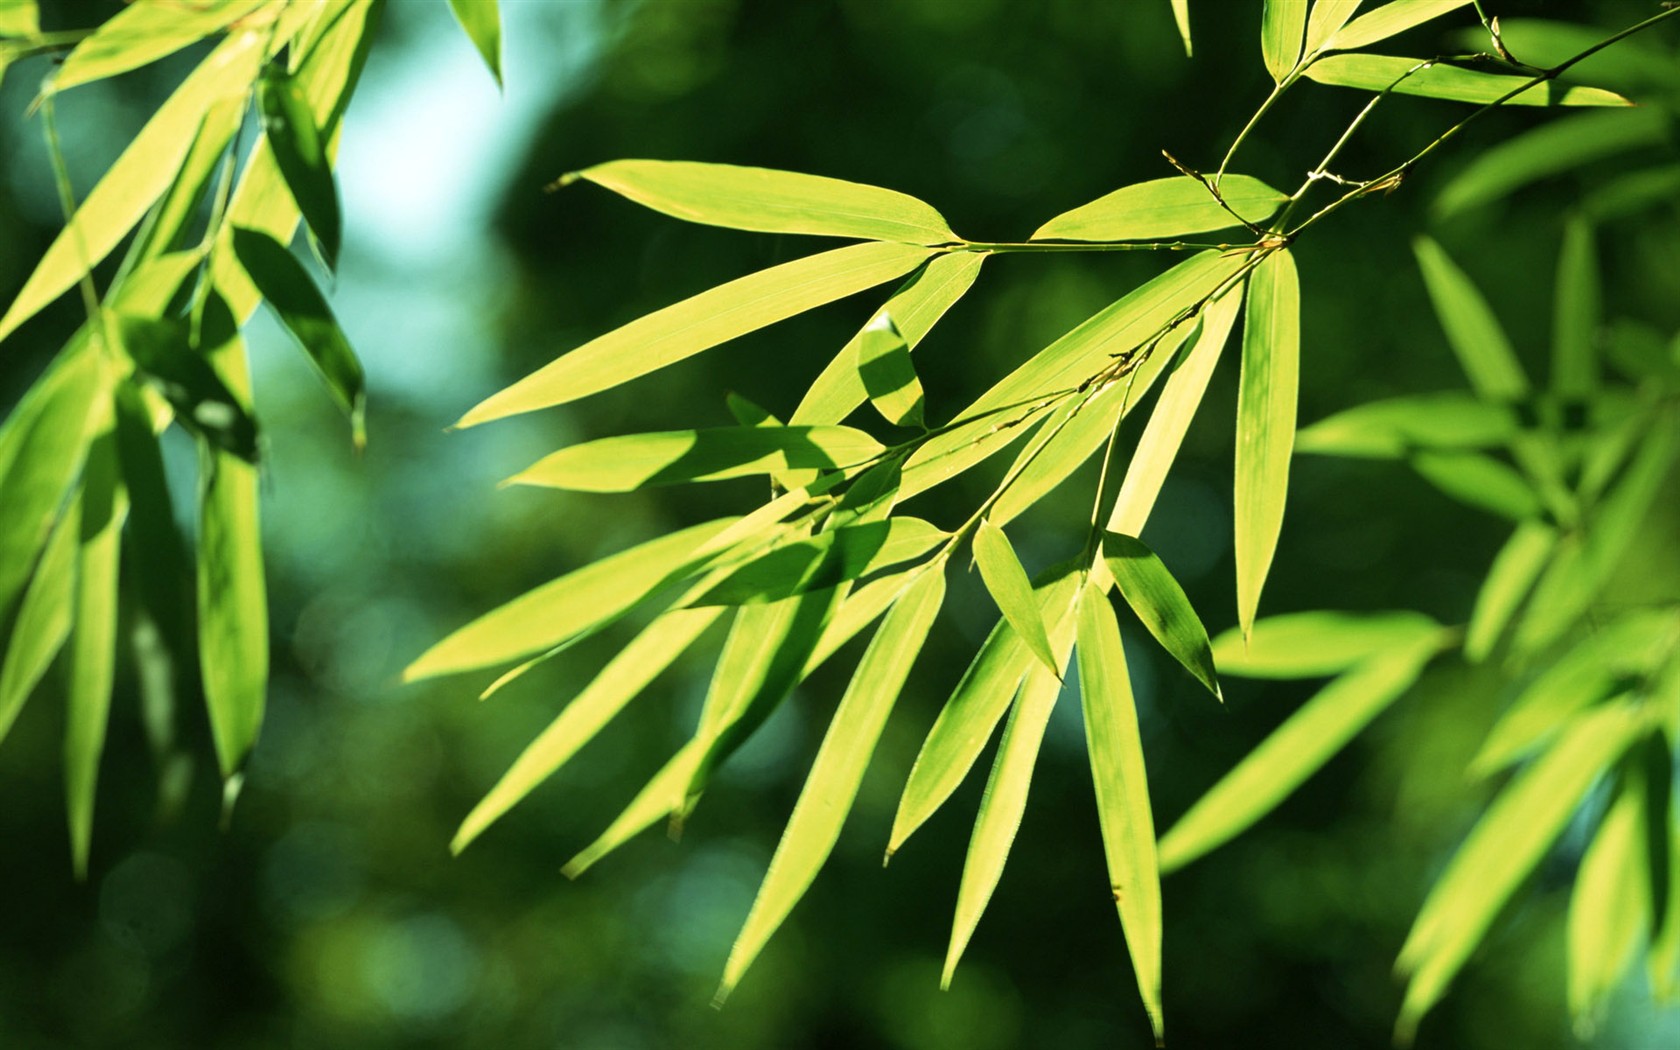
(50, 0, 266, 94)
(1261, 0, 1307, 81)
(694, 517, 945, 606)
(1032, 176, 1285, 242)
(0, 494, 78, 748)
(1103, 532, 1219, 699)
(562, 740, 705, 879)
(1434, 109, 1667, 217)
(1462, 519, 1555, 663)
(973, 519, 1059, 677)
(1234, 248, 1298, 637)
(855, 311, 926, 427)
(1409, 449, 1542, 521)
(117, 311, 260, 463)
(1413, 236, 1529, 400)
(1212, 609, 1442, 678)
(1305, 53, 1631, 107)
(1303, 0, 1363, 55)
(0, 1, 38, 37)
(1327, 0, 1469, 52)
(1295, 391, 1516, 458)
(507, 426, 884, 492)
(259, 65, 342, 269)
(447, 0, 501, 86)
(1171, 0, 1192, 56)
(1567, 755, 1655, 1033)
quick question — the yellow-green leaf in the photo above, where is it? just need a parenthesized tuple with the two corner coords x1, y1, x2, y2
(1295, 391, 1516, 458)
(1413, 236, 1528, 400)
(0, 0, 39, 37)
(1171, 0, 1192, 56)
(1305, 53, 1631, 107)
(855, 311, 926, 428)
(1567, 757, 1655, 1034)
(562, 740, 705, 879)
(973, 519, 1059, 677)
(259, 65, 342, 269)
(1103, 532, 1219, 699)
(1261, 0, 1307, 81)
(1327, 0, 1469, 52)
(447, 0, 501, 86)
(507, 425, 884, 492)
(1409, 449, 1542, 521)
(50, 0, 266, 94)
(1434, 109, 1666, 218)
(1211, 609, 1441, 679)
(0, 493, 78, 747)
(1303, 0, 1363, 55)
(693, 517, 945, 606)
(1234, 248, 1298, 637)
(1032, 176, 1285, 242)
(1463, 519, 1556, 663)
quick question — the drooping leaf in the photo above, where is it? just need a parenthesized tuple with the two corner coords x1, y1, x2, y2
(1103, 532, 1219, 699)
(1408, 450, 1542, 521)
(116, 311, 260, 463)
(1158, 632, 1440, 873)
(1234, 248, 1298, 637)
(718, 569, 945, 1002)
(1170, 0, 1192, 56)
(693, 518, 945, 606)
(1305, 53, 1631, 107)
(1552, 215, 1600, 400)
(1294, 391, 1517, 458)
(1462, 519, 1556, 663)
(447, 0, 501, 86)
(1032, 176, 1285, 242)
(972, 519, 1059, 676)
(1413, 236, 1529, 401)
(1302, 0, 1363, 55)
(1261, 0, 1308, 81)
(258, 65, 343, 269)
(569, 159, 956, 244)
(855, 311, 926, 428)
(1075, 585, 1163, 1043)
(49, 0, 266, 94)
(0, 495, 78, 748)
(507, 426, 884, 492)
(1567, 756, 1656, 1033)
(1326, 0, 1470, 52)
(1211, 609, 1442, 679)
(1434, 109, 1667, 217)
(458, 241, 934, 426)
(563, 740, 706, 879)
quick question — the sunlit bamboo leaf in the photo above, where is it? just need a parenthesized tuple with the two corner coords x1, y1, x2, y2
(117, 312, 260, 463)
(1306, 53, 1631, 107)
(1463, 518, 1555, 662)
(1171, 0, 1192, 56)
(1434, 109, 1666, 217)
(1261, 0, 1307, 80)
(447, 0, 501, 86)
(855, 311, 926, 428)
(1294, 391, 1516, 458)
(1651, 726, 1680, 1001)
(1158, 632, 1441, 873)
(0, 1, 38, 37)
(1103, 532, 1219, 699)
(1567, 751, 1658, 1034)
(973, 519, 1059, 677)
(1408, 449, 1542, 521)
(1303, 0, 1363, 55)
(563, 740, 705, 879)
(568, 159, 956, 244)
(1446, 19, 1680, 92)
(507, 426, 884, 492)
(259, 65, 342, 269)
(1413, 237, 1529, 400)
(49, 0, 266, 94)
(718, 569, 946, 1003)
(1552, 215, 1599, 400)
(1234, 248, 1298, 638)
(0, 494, 77, 748)
(1211, 609, 1442, 679)
(133, 94, 249, 261)
(1075, 585, 1163, 1042)
(1032, 176, 1285, 242)
(694, 518, 945, 606)
(1326, 0, 1469, 52)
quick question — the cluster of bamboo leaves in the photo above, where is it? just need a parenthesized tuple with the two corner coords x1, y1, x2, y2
(401, 0, 1673, 1041)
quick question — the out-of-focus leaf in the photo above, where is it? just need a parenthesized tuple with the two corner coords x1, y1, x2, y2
(1234, 248, 1298, 638)
(1447, 20, 1680, 93)
(112, 380, 190, 656)
(1434, 109, 1667, 217)
(569, 160, 956, 244)
(259, 66, 342, 269)
(0, 1, 38, 37)
(231, 227, 364, 447)
(1409, 449, 1541, 521)
(50, 0, 266, 93)
(1552, 215, 1599, 400)
(1568, 754, 1658, 1033)
(447, 0, 501, 86)
(1261, 0, 1307, 81)
(1396, 702, 1648, 1043)
(1651, 728, 1680, 1001)
(973, 519, 1059, 676)
(117, 312, 259, 462)
(458, 242, 933, 426)
(855, 311, 926, 428)
(1605, 320, 1680, 387)
(1109, 286, 1242, 535)
(1032, 176, 1285, 242)
(1171, 0, 1192, 56)
(1585, 165, 1680, 223)
(1305, 54, 1631, 107)
(508, 426, 883, 492)
(0, 496, 77, 747)
(693, 518, 944, 606)
(1103, 532, 1219, 699)
(1212, 609, 1442, 678)
(405, 518, 735, 681)
(1413, 237, 1529, 400)
(1463, 519, 1555, 662)
(1295, 391, 1516, 458)
(1327, 0, 1469, 52)
(718, 570, 945, 1003)
(1303, 0, 1362, 54)
(1076, 585, 1163, 1042)
(453, 607, 724, 854)
(1158, 632, 1441, 873)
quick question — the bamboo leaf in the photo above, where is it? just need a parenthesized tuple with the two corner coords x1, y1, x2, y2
(1552, 215, 1600, 400)
(1327, 0, 1470, 52)
(507, 426, 884, 492)
(694, 517, 945, 606)
(1303, 0, 1363, 55)
(1567, 755, 1656, 1034)
(973, 519, 1059, 677)
(117, 311, 260, 463)
(1434, 109, 1667, 217)
(1305, 53, 1632, 107)
(718, 569, 946, 1003)
(1261, 0, 1306, 80)
(1413, 236, 1529, 400)
(1408, 449, 1542, 521)
(1295, 391, 1516, 458)
(50, 0, 266, 94)
(855, 311, 926, 428)
(1075, 585, 1163, 1042)
(1158, 632, 1440, 873)
(562, 740, 705, 879)
(458, 242, 933, 426)
(0, 494, 78, 748)
(447, 0, 501, 86)
(258, 65, 342, 269)
(1446, 19, 1680, 92)
(1103, 532, 1219, 699)
(0, 1, 38, 37)
(569, 159, 956, 244)
(1463, 519, 1556, 663)
(1234, 248, 1299, 638)
(1171, 0, 1192, 56)
(1212, 609, 1442, 679)
(1650, 726, 1680, 1001)
(1032, 176, 1285, 242)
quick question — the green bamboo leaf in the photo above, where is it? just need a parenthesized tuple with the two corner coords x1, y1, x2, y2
(562, 740, 705, 879)
(1638, 732, 1672, 945)
(1303, 0, 1363, 55)
(1651, 728, 1680, 1001)
(1326, 0, 1469, 51)
(1585, 165, 1680, 223)
(405, 518, 736, 681)
(568, 159, 956, 244)
(800, 569, 911, 675)
(1396, 702, 1648, 1044)
(117, 311, 260, 463)
(1408, 450, 1542, 521)
(1261, 0, 1306, 80)
(793, 252, 984, 426)
(1446, 19, 1680, 92)
(855, 311, 926, 428)
(0, 1, 38, 37)
(507, 425, 884, 492)
(1434, 109, 1667, 218)
(1553, 215, 1600, 400)
(1032, 176, 1285, 242)
(453, 606, 724, 854)
(65, 425, 127, 879)
(1158, 632, 1440, 873)
(1108, 286, 1242, 536)
(0, 30, 265, 343)
(973, 519, 1059, 677)
(458, 242, 933, 426)
(1305, 53, 1631, 107)
(259, 65, 342, 269)
(1211, 609, 1442, 678)
(132, 93, 249, 261)
(1568, 755, 1657, 1034)
(1170, 0, 1192, 56)
(1234, 248, 1299, 638)
(447, 0, 501, 86)
(1413, 236, 1529, 400)
(1295, 391, 1516, 458)
(888, 565, 1083, 858)
(694, 517, 945, 606)
(1103, 532, 1219, 699)
(50, 0, 266, 94)
(231, 227, 365, 447)
(1462, 518, 1556, 663)
(718, 569, 946, 1003)
(0, 495, 78, 748)
(1075, 586, 1163, 1043)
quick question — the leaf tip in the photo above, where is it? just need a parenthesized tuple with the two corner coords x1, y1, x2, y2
(545, 170, 585, 193)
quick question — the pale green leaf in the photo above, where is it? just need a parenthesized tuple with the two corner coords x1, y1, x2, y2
(447, 0, 501, 86)
(1413, 236, 1529, 400)
(1305, 53, 1631, 107)
(1261, 0, 1307, 81)
(50, 0, 266, 93)
(1409, 449, 1542, 521)
(1170, 0, 1192, 56)
(1234, 248, 1298, 637)
(718, 569, 945, 1003)
(259, 65, 342, 269)
(1434, 109, 1667, 217)
(1032, 176, 1285, 242)
(855, 311, 926, 428)
(570, 159, 955, 244)
(973, 519, 1059, 677)
(694, 517, 945, 606)
(0, 493, 78, 747)
(0, 1, 38, 37)
(1075, 585, 1163, 1042)
(1103, 532, 1219, 699)
(198, 444, 267, 780)
(1568, 757, 1655, 1033)
(562, 740, 704, 879)
(1327, 0, 1470, 52)
(1462, 518, 1556, 663)
(1211, 609, 1442, 679)
(1303, 0, 1363, 55)
(1552, 215, 1600, 400)
(1295, 391, 1516, 458)
(507, 425, 884, 492)
(458, 241, 933, 426)
(1651, 728, 1680, 1001)
(1158, 632, 1440, 873)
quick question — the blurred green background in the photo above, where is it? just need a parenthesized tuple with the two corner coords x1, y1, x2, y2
(1, 0, 1678, 1046)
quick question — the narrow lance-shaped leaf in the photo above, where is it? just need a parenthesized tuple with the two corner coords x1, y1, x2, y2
(973, 519, 1059, 677)
(1294, 391, 1516, 458)
(1170, 0, 1192, 56)
(1411, 236, 1530, 402)
(0, 495, 79, 748)
(693, 518, 945, 607)
(447, 0, 501, 86)
(1553, 214, 1600, 400)
(197, 439, 267, 781)
(717, 570, 946, 1003)
(0, 1, 39, 37)
(1649, 723, 1680, 1001)
(855, 311, 926, 428)
(567, 159, 956, 244)
(506, 425, 884, 493)
(1234, 248, 1298, 637)
(1408, 450, 1542, 522)
(1302, 0, 1363, 55)
(1463, 519, 1556, 663)
(1305, 54, 1631, 108)
(1567, 755, 1657, 1034)
(1326, 0, 1470, 52)
(49, 0, 266, 93)
(1434, 109, 1667, 218)
(1261, 0, 1307, 81)
(1076, 586, 1163, 1044)
(259, 65, 343, 270)
(1033, 176, 1285, 242)
(1103, 532, 1219, 699)
(563, 740, 706, 879)
(1212, 609, 1441, 678)
(459, 241, 934, 426)
(117, 311, 260, 463)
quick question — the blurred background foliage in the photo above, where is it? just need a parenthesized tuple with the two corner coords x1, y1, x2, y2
(1, 0, 1678, 1047)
